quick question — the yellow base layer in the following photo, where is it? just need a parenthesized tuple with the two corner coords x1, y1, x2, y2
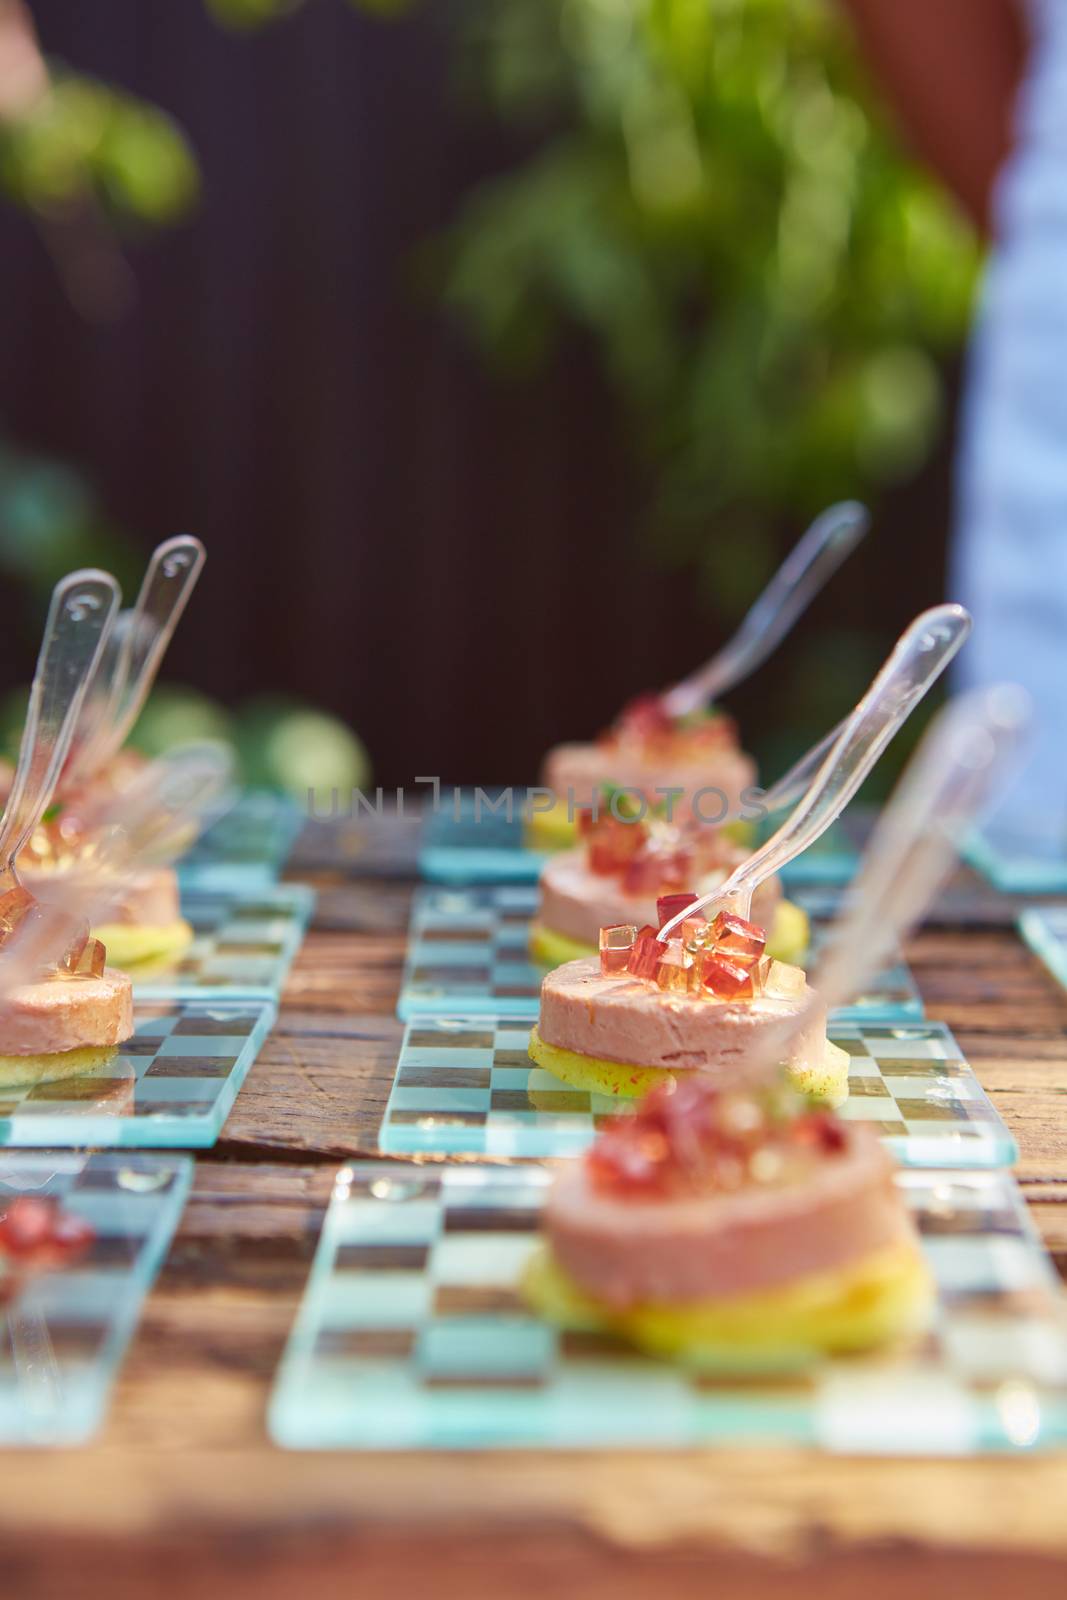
(92, 919, 193, 972)
(522, 1239, 931, 1371)
(528, 1026, 851, 1108)
(530, 898, 810, 971)
(524, 798, 583, 852)
(0, 1044, 120, 1091)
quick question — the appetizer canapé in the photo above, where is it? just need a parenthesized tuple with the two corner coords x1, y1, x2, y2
(0, 884, 133, 1088)
(530, 801, 807, 969)
(523, 1075, 929, 1369)
(531, 698, 756, 851)
(529, 903, 849, 1105)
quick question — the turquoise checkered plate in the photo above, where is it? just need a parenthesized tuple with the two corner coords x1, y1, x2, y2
(130, 884, 315, 1002)
(399, 886, 921, 1025)
(966, 831, 1067, 894)
(269, 1162, 1067, 1451)
(1018, 906, 1067, 990)
(0, 1151, 191, 1444)
(178, 790, 304, 892)
(380, 1017, 1016, 1168)
(0, 999, 275, 1148)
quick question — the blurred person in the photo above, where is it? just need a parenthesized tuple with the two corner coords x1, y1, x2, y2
(843, 0, 1067, 853)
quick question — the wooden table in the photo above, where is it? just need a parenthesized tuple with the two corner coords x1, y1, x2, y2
(3, 845, 1067, 1600)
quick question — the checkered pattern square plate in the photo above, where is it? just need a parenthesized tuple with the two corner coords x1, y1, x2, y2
(132, 884, 315, 1001)
(419, 791, 859, 887)
(269, 1162, 1067, 1451)
(1018, 906, 1067, 989)
(178, 790, 304, 891)
(0, 999, 275, 1148)
(380, 1017, 1016, 1167)
(0, 1151, 191, 1444)
(966, 830, 1067, 894)
(399, 886, 921, 1024)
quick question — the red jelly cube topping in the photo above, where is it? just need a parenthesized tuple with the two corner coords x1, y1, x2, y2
(0, 1196, 95, 1265)
(613, 693, 674, 743)
(588, 840, 618, 876)
(626, 925, 663, 980)
(620, 852, 668, 895)
(697, 952, 755, 999)
(794, 1111, 848, 1154)
(656, 891, 699, 930)
(708, 910, 766, 966)
(587, 816, 647, 876)
(654, 942, 691, 993)
(585, 1078, 849, 1200)
(599, 923, 636, 976)
(587, 1079, 763, 1198)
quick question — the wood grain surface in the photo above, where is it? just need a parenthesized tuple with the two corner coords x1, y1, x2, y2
(2, 850, 1067, 1599)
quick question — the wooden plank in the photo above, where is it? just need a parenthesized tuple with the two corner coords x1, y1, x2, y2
(3, 1161, 1067, 1598)
(3, 851, 1067, 1592)
(215, 922, 1067, 1193)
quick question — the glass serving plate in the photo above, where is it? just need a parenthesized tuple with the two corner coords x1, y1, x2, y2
(0, 999, 275, 1148)
(0, 1151, 191, 1444)
(398, 885, 921, 1024)
(269, 1162, 1067, 1452)
(966, 828, 1067, 895)
(379, 1016, 1016, 1168)
(129, 884, 315, 1002)
(1018, 906, 1067, 990)
(177, 790, 305, 892)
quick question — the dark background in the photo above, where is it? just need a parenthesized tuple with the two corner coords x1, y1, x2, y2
(0, 0, 956, 789)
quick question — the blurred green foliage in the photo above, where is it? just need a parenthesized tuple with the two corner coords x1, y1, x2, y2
(441, 0, 980, 596)
(0, 678, 369, 798)
(204, 0, 413, 28)
(0, 443, 143, 621)
(0, 73, 197, 226)
(0, 1, 411, 230)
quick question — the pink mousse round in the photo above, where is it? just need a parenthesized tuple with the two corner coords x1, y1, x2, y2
(540, 742, 757, 822)
(538, 956, 825, 1082)
(537, 848, 782, 950)
(0, 969, 134, 1056)
(545, 1124, 909, 1307)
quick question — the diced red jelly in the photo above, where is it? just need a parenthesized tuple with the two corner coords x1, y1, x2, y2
(697, 952, 755, 999)
(616, 852, 658, 895)
(57, 919, 90, 973)
(588, 839, 619, 876)
(793, 1111, 847, 1155)
(0, 883, 34, 939)
(654, 943, 691, 993)
(587, 1125, 671, 1197)
(599, 923, 636, 976)
(708, 909, 766, 966)
(656, 891, 698, 930)
(0, 1197, 54, 1256)
(587, 816, 646, 875)
(614, 693, 674, 742)
(0, 1196, 96, 1268)
(67, 937, 106, 980)
(585, 1078, 843, 1200)
(626, 925, 663, 980)
(586, 1078, 738, 1197)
